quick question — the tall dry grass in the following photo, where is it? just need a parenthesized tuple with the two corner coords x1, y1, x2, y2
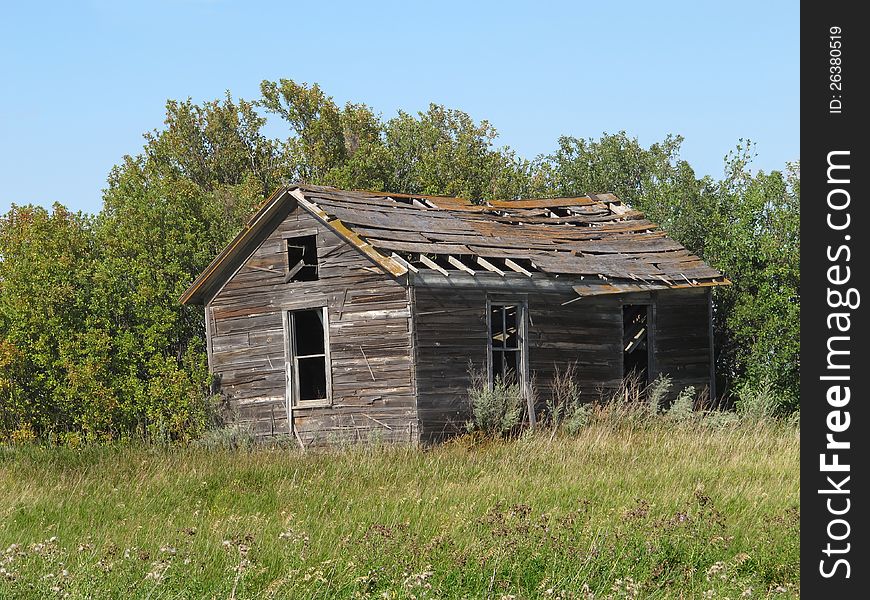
(0, 419, 799, 598)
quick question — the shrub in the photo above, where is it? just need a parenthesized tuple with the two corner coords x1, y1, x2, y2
(645, 374, 673, 415)
(734, 378, 781, 420)
(193, 423, 255, 451)
(666, 386, 696, 422)
(465, 367, 523, 437)
(563, 403, 592, 435)
(9, 423, 37, 446)
(701, 410, 740, 429)
(599, 373, 672, 425)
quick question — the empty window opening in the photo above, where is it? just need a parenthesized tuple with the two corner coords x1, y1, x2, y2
(490, 303, 522, 385)
(622, 304, 650, 384)
(286, 235, 318, 282)
(288, 308, 329, 404)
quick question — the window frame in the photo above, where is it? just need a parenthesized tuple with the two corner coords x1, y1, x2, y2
(283, 230, 320, 283)
(486, 297, 529, 390)
(283, 306, 332, 409)
(486, 296, 534, 426)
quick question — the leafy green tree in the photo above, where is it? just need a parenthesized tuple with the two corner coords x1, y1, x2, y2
(704, 149, 800, 410)
(260, 79, 531, 200)
(531, 132, 709, 251)
(381, 105, 531, 201)
(142, 93, 284, 199)
(0, 205, 98, 436)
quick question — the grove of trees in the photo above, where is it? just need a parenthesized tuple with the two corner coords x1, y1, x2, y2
(0, 79, 799, 442)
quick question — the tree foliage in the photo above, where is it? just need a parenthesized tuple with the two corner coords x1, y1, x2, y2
(0, 80, 800, 441)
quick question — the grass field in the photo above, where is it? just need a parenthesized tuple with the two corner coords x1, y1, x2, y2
(0, 422, 799, 599)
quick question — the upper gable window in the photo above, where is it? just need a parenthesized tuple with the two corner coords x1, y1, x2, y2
(286, 235, 318, 282)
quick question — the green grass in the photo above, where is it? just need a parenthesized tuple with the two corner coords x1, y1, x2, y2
(0, 421, 799, 599)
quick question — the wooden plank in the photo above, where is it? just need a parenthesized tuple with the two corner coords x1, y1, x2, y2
(390, 252, 419, 273)
(447, 255, 476, 275)
(476, 256, 505, 276)
(504, 258, 532, 277)
(367, 239, 472, 255)
(418, 254, 449, 276)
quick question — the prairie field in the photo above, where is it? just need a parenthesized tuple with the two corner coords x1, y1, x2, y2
(0, 422, 799, 599)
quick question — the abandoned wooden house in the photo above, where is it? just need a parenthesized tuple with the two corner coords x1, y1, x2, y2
(180, 184, 729, 445)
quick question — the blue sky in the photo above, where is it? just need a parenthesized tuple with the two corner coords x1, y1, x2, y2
(1, 0, 798, 214)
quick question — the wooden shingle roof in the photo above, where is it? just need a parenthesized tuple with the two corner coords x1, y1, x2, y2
(181, 184, 728, 305)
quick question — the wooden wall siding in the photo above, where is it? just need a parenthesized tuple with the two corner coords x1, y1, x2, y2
(412, 286, 625, 442)
(650, 288, 713, 401)
(208, 207, 417, 445)
(412, 287, 488, 443)
(526, 293, 624, 403)
(413, 285, 713, 440)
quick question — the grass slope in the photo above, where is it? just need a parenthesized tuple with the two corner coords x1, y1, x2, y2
(0, 422, 799, 599)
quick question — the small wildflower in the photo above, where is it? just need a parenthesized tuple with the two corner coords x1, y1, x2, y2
(144, 561, 169, 583)
(403, 566, 433, 589)
(706, 562, 725, 580)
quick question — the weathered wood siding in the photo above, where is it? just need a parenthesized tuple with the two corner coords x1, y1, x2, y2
(412, 286, 624, 442)
(207, 205, 417, 445)
(649, 288, 713, 401)
(411, 287, 487, 443)
(527, 292, 624, 403)
(413, 284, 713, 441)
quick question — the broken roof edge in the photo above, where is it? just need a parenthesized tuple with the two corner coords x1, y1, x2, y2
(287, 188, 408, 278)
(179, 184, 412, 306)
(297, 183, 620, 211)
(569, 277, 731, 299)
(179, 185, 295, 305)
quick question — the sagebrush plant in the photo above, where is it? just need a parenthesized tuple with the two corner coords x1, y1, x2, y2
(646, 374, 673, 415)
(562, 402, 592, 435)
(667, 385, 697, 422)
(193, 423, 255, 451)
(465, 366, 523, 436)
(545, 362, 594, 436)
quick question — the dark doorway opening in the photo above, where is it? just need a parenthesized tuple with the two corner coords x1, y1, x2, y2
(622, 304, 649, 384)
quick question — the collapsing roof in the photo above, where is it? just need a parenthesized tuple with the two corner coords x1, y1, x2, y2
(181, 184, 728, 305)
